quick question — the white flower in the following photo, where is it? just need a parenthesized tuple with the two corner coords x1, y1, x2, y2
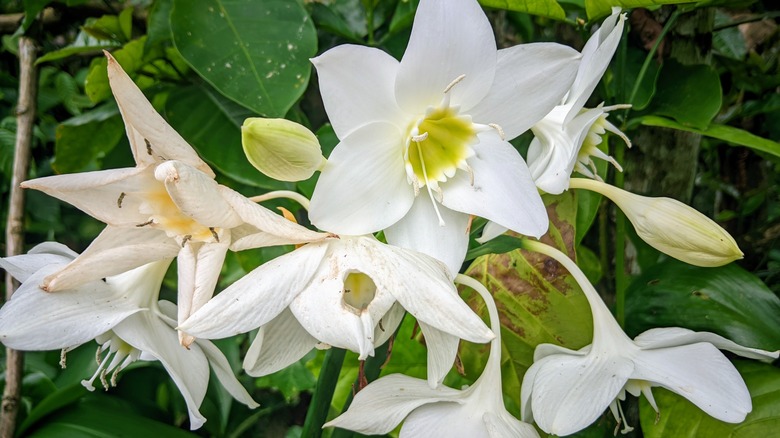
(0, 243, 258, 430)
(179, 235, 494, 387)
(21, 52, 326, 344)
(324, 274, 538, 438)
(519, 240, 778, 436)
(308, 0, 580, 274)
(527, 9, 630, 195)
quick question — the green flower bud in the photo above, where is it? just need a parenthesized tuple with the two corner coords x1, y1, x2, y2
(242, 118, 325, 182)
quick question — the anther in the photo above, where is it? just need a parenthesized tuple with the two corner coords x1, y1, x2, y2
(209, 227, 219, 242)
(411, 132, 429, 142)
(488, 123, 505, 140)
(136, 219, 154, 227)
(60, 349, 67, 369)
(444, 74, 466, 94)
(144, 139, 153, 155)
(117, 192, 126, 208)
(181, 235, 192, 247)
(99, 369, 109, 391)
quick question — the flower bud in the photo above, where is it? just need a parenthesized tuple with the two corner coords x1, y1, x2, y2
(241, 118, 325, 181)
(570, 178, 743, 267)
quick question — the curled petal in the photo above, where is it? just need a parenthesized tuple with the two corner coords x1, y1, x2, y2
(418, 321, 460, 388)
(196, 337, 259, 409)
(634, 327, 779, 362)
(243, 308, 319, 377)
(0, 242, 76, 283)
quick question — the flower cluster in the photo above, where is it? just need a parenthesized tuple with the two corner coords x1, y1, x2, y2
(1, 0, 775, 436)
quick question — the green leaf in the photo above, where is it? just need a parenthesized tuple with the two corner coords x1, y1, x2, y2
(648, 60, 722, 130)
(255, 353, 317, 403)
(36, 31, 120, 64)
(145, 0, 174, 53)
(85, 38, 147, 104)
(584, 0, 697, 20)
(16, 384, 87, 436)
(638, 115, 780, 159)
(611, 47, 660, 111)
(22, 0, 51, 32)
(164, 85, 291, 190)
(53, 103, 125, 173)
(625, 259, 780, 351)
(575, 188, 601, 245)
(639, 360, 780, 438)
(170, 0, 317, 117)
(82, 12, 131, 43)
(479, 0, 566, 20)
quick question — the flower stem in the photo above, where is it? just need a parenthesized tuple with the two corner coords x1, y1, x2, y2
(627, 9, 681, 109)
(248, 190, 310, 211)
(301, 347, 346, 438)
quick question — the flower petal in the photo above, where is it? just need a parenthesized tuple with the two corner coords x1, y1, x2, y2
(401, 401, 487, 438)
(468, 43, 580, 139)
(309, 122, 414, 235)
(179, 242, 328, 339)
(0, 242, 76, 282)
(312, 45, 404, 139)
(442, 133, 548, 238)
(106, 52, 213, 176)
(176, 239, 230, 341)
(385, 197, 470, 276)
(476, 221, 507, 244)
(631, 343, 752, 423)
(243, 308, 318, 377)
(525, 353, 634, 436)
(195, 337, 259, 409)
(483, 411, 539, 438)
(395, 0, 496, 113)
(634, 327, 779, 361)
(374, 302, 405, 347)
(418, 321, 460, 387)
(325, 374, 461, 435)
(21, 167, 154, 227)
(44, 226, 180, 292)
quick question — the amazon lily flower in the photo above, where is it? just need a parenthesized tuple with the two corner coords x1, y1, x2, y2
(325, 274, 538, 438)
(21, 52, 326, 344)
(0, 243, 258, 430)
(527, 8, 630, 195)
(519, 240, 778, 436)
(180, 235, 494, 387)
(308, 0, 580, 274)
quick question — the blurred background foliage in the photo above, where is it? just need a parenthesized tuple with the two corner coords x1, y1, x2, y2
(0, 0, 778, 436)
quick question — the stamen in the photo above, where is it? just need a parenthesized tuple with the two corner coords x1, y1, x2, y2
(488, 123, 505, 140)
(117, 192, 126, 208)
(59, 349, 67, 369)
(181, 235, 192, 247)
(144, 139, 153, 155)
(415, 140, 446, 226)
(444, 74, 466, 94)
(136, 219, 154, 228)
(209, 227, 219, 242)
(99, 369, 109, 391)
(411, 132, 429, 142)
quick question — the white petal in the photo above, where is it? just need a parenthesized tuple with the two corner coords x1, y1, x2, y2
(526, 353, 634, 436)
(325, 374, 461, 435)
(418, 321, 460, 388)
(155, 161, 242, 228)
(196, 338, 259, 408)
(476, 221, 507, 244)
(385, 197, 469, 276)
(0, 266, 141, 350)
(631, 343, 752, 423)
(243, 308, 318, 377)
(483, 411, 540, 438)
(21, 167, 154, 227)
(220, 185, 327, 248)
(312, 45, 404, 139)
(0, 242, 76, 282)
(113, 311, 209, 430)
(442, 133, 548, 238)
(106, 52, 213, 176)
(374, 302, 406, 347)
(401, 401, 487, 438)
(634, 327, 779, 361)
(468, 43, 580, 139)
(309, 122, 414, 235)
(176, 240, 230, 332)
(179, 242, 328, 338)
(395, 0, 496, 113)
(44, 226, 180, 292)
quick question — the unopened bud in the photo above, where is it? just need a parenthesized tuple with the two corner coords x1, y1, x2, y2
(242, 118, 325, 182)
(570, 178, 743, 267)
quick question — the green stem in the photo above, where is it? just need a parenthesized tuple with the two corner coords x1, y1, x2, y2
(614, 141, 627, 327)
(248, 190, 310, 211)
(301, 348, 346, 438)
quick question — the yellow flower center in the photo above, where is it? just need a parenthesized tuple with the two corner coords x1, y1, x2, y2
(342, 272, 376, 312)
(139, 183, 218, 244)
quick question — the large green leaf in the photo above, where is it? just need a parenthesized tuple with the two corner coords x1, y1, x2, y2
(170, 0, 317, 117)
(164, 85, 291, 190)
(462, 191, 593, 404)
(478, 0, 566, 20)
(639, 360, 780, 438)
(638, 115, 780, 159)
(53, 103, 125, 174)
(625, 259, 780, 351)
(584, 0, 697, 20)
(648, 60, 722, 130)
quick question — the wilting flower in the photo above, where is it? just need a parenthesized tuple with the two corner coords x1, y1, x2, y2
(242, 118, 325, 181)
(527, 8, 630, 195)
(570, 178, 743, 267)
(519, 240, 778, 436)
(308, 0, 580, 273)
(21, 52, 326, 344)
(0, 243, 258, 430)
(325, 274, 538, 437)
(180, 235, 494, 387)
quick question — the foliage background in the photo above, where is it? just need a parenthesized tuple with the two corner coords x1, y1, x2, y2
(0, 0, 778, 436)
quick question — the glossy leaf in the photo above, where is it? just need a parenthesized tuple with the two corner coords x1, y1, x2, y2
(639, 115, 780, 159)
(85, 38, 146, 104)
(625, 259, 780, 351)
(639, 360, 780, 438)
(648, 60, 722, 130)
(53, 103, 125, 173)
(16, 384, 87, 436)
(479, 0, 566, 20)
(256, 353, 317, 403)
(584, 0, 697, 20)
(164, 85, 291, 190)
(170, 0, 317, 117)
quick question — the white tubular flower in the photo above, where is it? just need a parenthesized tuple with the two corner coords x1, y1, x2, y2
(0, 243, 258, 430)
(519, 240, 778, 436)
(325, 274, 538, 438)
(180, 235, 494, 388)
(570, 178, 743, 267)
(527, 8, 630, 195)
(21, 52, 327, 345)
(308, 0, 581, 274)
